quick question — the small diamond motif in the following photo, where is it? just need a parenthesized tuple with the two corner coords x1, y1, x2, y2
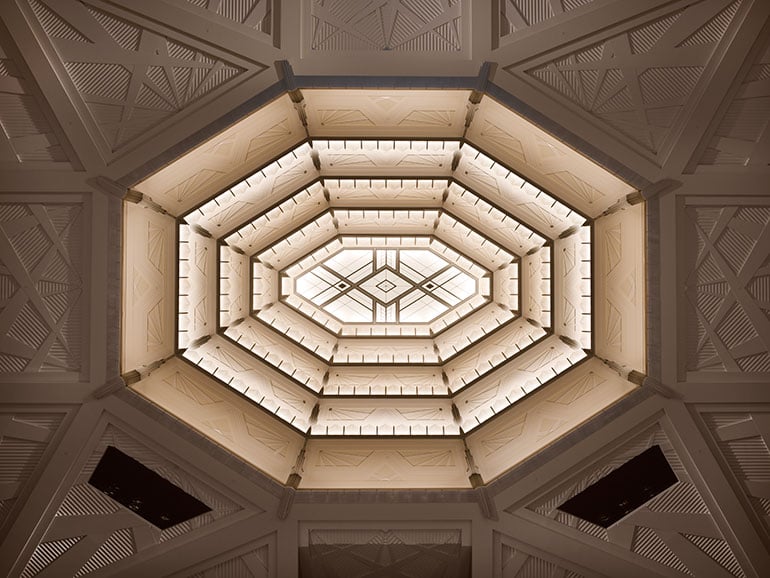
(376, 279, 397, 292)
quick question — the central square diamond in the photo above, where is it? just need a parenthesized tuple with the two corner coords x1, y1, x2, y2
(360, 269, 413, 304)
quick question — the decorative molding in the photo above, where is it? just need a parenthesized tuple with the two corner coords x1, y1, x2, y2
(179, 0, 275, 38)
(0, 200, 84, 376)
(521, 421, 747, 578)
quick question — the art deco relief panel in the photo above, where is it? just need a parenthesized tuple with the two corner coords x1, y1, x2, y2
(0, 196, 87, 379)
(682, 196, 770, 380)
(498, 0, 749, 163)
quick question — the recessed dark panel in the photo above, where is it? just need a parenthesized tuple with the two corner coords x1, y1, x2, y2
(557, 445, 677, 528)
(88, 446, 212, 529)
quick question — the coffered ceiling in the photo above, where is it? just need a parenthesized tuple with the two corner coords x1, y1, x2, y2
(0, 1, 769, 577)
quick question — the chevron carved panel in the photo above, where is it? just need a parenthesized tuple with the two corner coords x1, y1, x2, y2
(494, 532, 591, 578)
(684, 200, 770, 378)
(594, 204, 645, 372)
(698, 37, 770, 167)
(0, 29, 71, 168)
(307, 0, 464, 53)
(509, 0, 743, 156)
(701, 409, 770, 540)
(19, 423, 244, 578)
(0, 200, 84, 375)
(175, 534, 276, 578)
(520, 422, 747, 578)
(25, 0, 268, 156)
(0, 413, 66, 531)
(181, 0, 274, 36)
(122, 203, 175, 372)
(300, 439, 470, 489)
(495, 0, 596, 46)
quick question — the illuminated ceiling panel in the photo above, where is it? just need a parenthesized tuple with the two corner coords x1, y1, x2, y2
(125, 89, 644, 489)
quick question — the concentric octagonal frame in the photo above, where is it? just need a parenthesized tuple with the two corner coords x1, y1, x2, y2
(124, 83, 646, 490)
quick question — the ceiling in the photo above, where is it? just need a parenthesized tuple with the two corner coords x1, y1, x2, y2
(0, 0, 769, 577)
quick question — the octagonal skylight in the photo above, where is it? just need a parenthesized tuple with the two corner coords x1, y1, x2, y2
(124, 88, 644, 489)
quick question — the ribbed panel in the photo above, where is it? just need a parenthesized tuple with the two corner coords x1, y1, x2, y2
(28, 0, 90, 42)
(10, 224, 50, 272)
(74, 528, 136, 576)
(217, 0, 259, 22)
(0, 354, 27, 372)
(400, 0, 446, 22)
(684, 534, 745, 578)
(518, 556, 559, 578)
(21, 537, 83, 578)
(7, 302, 48, 349)
(647, 482, 709, 514)
(0, 94, 52, 138)
(737, 352, 770, 372)
(65, 62, 130, 100)
(0, 438, 45, 482)
(57, 483, 119, 517)
(562, 0, 593, 10)
(190, 558, 253, 578)
(167, 40, 197, 61)
(145, 66, 176, 105)
(511, 0, 554, 27)
(680, 0, 741, 46)
(716, 304, 757, 349)
(0, 273, 19, 300)
(718, 437, 770, 481)
(639, 66, 703, 104)
(629, 13, 681, 54)
(632, 526, 691, 575)
(716, 226, 755, 273)
(135, 84, 174, 111)
(87, 7, 141, 51)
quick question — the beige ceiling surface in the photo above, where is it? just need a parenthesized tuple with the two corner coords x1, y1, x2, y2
(1, 1, 769, 577)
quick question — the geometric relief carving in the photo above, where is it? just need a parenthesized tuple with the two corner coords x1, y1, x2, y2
(519, 0, 742, 155)
(0, 413, 65, 531)
(308, 0, 463, 52)
(594, 205, 644, 372)
(306, 529, 465, 578)
(466, 359, 635, 481)
(701, 410, 770, 539)
(26, 0, 265, 154)
(183, 0, 274, 36)
(302, 440, 469, 489)
(19, 423, 242, 578)
(495, 532, 589, 578)
(123, 204, 174, 371)
(182, 536, 275, 578)
(496, 0, 596, 46)
(0, 203, 83, 374)
(521, 422, 747, 578)
(0, 31, 71, 167)
(699, 37, 770, 167)
(685, 203, 770, 376)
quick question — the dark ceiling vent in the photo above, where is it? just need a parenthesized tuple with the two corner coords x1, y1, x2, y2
(557, 445, 677, 528)
(88, 446, 212, 529)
